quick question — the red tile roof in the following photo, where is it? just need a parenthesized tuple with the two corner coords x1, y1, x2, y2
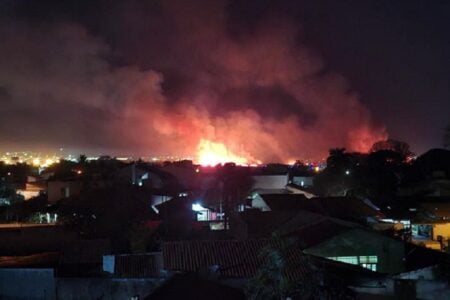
(114, 253, 163, 278)
(162, 239, 308, 279)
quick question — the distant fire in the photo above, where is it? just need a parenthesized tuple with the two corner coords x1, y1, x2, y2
(196, 139, 250, 166)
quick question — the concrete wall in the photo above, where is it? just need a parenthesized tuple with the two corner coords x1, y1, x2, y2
(291, 176, 314, 188)
(47, 181, 83, 204)
(416, 280, 450, 299)
(0, 268, 55, 300)
(56, 278, 165, 300)
(251, 194, 270, 211)
(0, 270, 166, 300)
(433, 223, 450, 240)
(353, 278, 450, 300)
(252, 175, 288, 190)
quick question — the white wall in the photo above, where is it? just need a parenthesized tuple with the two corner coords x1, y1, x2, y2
(292, 176, 314, 188)
(252, 175, 288, 190)
(47, 181, 83, 203)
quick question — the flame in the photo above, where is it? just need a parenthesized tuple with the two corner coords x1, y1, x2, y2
(196, 139, 249, 166)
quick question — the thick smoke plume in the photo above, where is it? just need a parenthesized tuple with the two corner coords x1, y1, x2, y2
(0, 0, 386, 161)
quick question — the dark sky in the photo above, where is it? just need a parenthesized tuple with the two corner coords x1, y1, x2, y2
(0, 0, 448, 159)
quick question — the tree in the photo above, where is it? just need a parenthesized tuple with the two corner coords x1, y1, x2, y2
(314, 148, 357, 196)
(444, 124, 450, 149)
(78, 154, 87, 165)
(216, 164, 254, 229)
(246, 237, 325, 300)
(202, 164, 254, 228)
(370, 139, 413, 161)
(57, 185, 154, 251)
(326, 148, 350, 170)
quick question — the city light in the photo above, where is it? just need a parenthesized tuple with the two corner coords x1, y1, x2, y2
(192, 203, 205, 212)
(32, 158, 40, 166)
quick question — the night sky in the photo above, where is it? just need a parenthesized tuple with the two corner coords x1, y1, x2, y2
(0, 0, 448, 160)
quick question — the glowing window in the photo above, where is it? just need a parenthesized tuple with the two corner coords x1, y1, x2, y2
(327, 255, 378, 271)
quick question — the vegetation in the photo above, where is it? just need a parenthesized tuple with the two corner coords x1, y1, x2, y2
(314, 140, 412, 201)
(56, 185, 155, 252)
(246, 238, 318, 300)
(444, 124, 450, 149)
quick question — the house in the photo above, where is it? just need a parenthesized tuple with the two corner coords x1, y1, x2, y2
(251, 174, 289, 191)
(228, 209, 329, 239)
(398, 175, 450, 197)
(116, 163, 164, 188)
(162, 239, 308, 280)
(47, 179, 83, 204)
(398, 149, 450, 197)
(354, 262, 450, 299)
(250, 194, 380, 223)
(286, 183, 317, 198)
(292, 219, 407, 274)
(116, 163, 184, 193)
(160, 239, 390, 299)
(0, 250, 165, 300)
(16, 181, 46, 200)
(160, 161, 199, 190)
(251, 193, 310, 212)
(290, 175, 314, 188)
(154, 196, 202, 237)
(382, 197, 450, 250)
(154, 195, 227, 234)
(103, 252, 165, 278)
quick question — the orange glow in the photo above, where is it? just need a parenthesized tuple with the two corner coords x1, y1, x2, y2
(196, 139, 249, 166)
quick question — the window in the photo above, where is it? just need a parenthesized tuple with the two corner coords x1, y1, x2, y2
(329, 256, 358, 265)
(61, 187, 70, 198)
(327, 255, 378, 271)
(361, 263, 377, 271)
(359, 255, 377, 264)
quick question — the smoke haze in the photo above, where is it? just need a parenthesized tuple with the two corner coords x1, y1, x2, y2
(0, 0, 387, 161)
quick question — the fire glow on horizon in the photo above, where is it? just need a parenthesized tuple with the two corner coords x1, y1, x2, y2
(196, 139, 258, 166)
(0, 1, 389, 160)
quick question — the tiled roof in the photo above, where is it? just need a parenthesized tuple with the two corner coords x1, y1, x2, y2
(260, 194, 380, 219)
(314, 197, 380, 218)
(404, 243, 450, 272)
(288, 218, 355, 249)
(162, 239, 308, 279)
(114, 253, 163, 278)
(234, 209, 326, 238)
(420, 202, 450, 218)
(260, 194, 312, 211)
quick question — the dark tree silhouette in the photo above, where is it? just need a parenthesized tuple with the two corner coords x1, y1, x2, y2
(208, 164, 254, 229)
(370, 139, 413, 161)
(444, 124, 450, 149)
